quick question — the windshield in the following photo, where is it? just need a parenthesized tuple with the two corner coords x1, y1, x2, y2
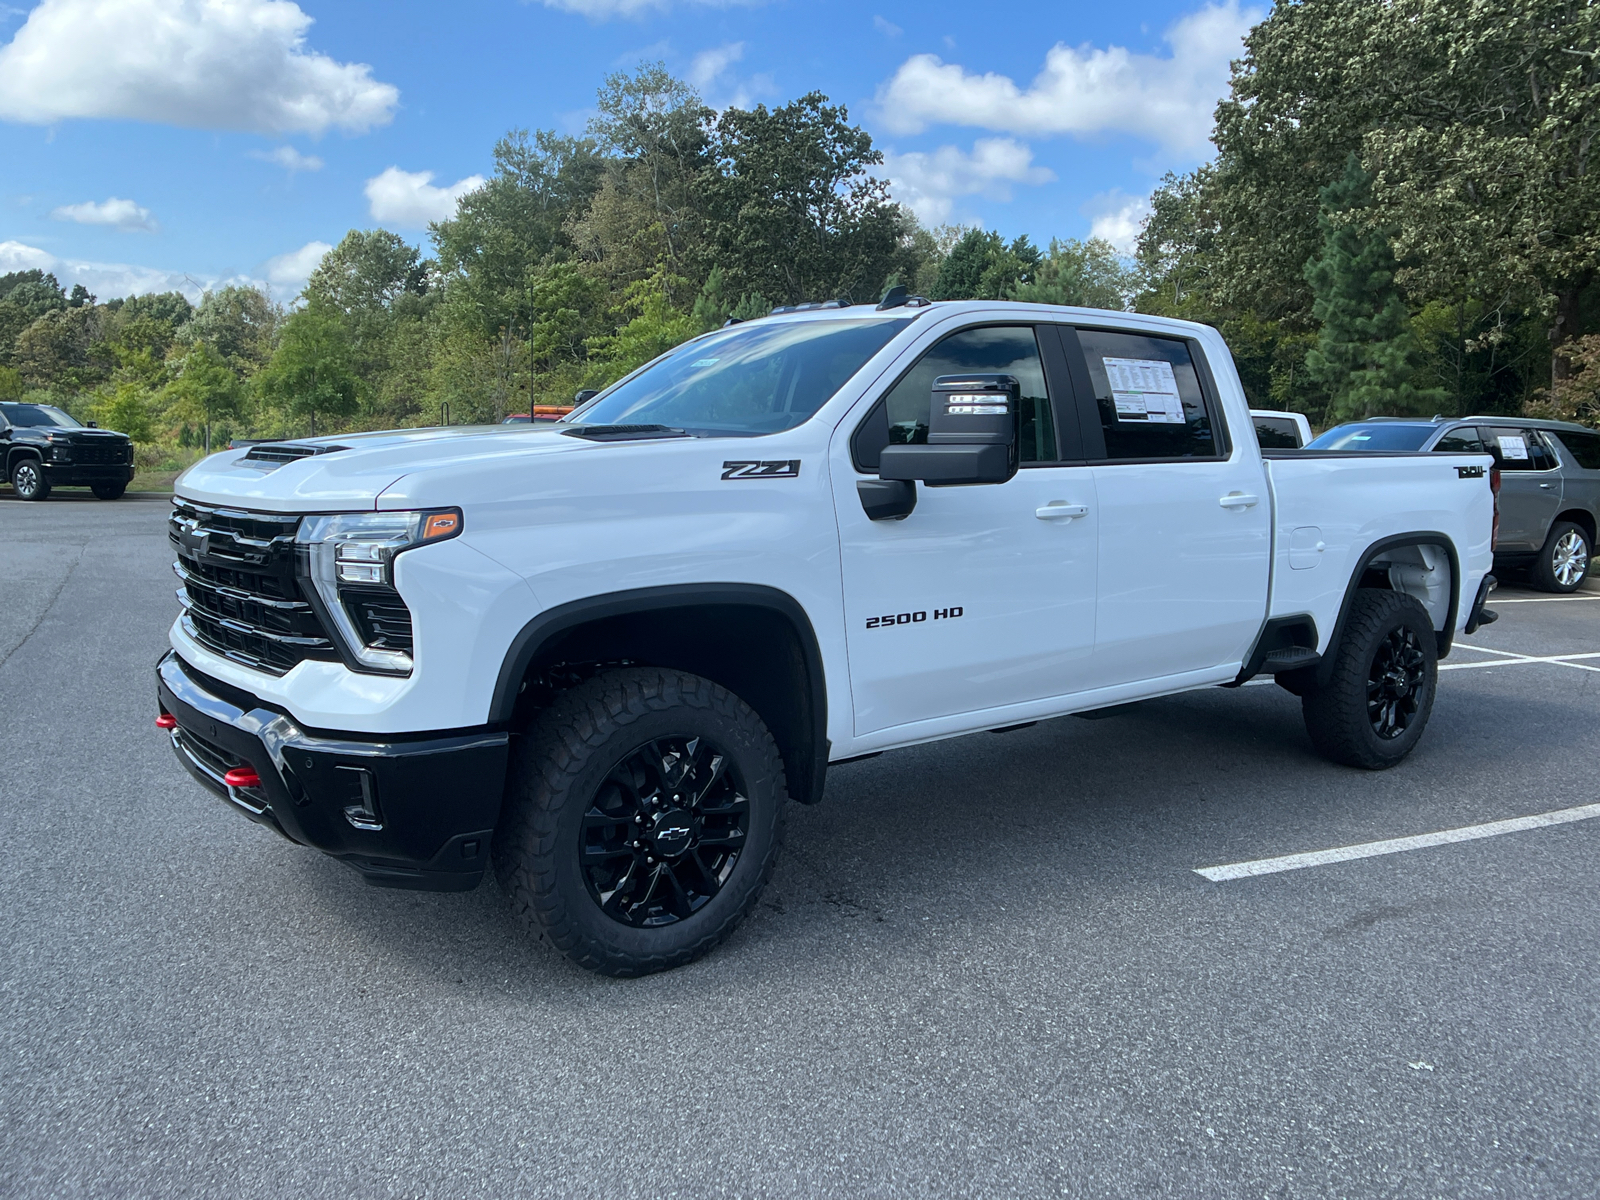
(0, 402, 81, 429)
(1307, 422, 1433, 452)
(571, 316, 913, 437)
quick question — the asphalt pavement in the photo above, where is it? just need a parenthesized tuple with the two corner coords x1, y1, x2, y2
(3, 493, 1598, 1198)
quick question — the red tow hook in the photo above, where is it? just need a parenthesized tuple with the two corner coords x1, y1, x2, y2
(155, 713, 177, 730)
(223, 766, 262, 789)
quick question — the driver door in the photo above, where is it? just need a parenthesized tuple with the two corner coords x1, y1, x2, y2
(832, 323, 1099, 736)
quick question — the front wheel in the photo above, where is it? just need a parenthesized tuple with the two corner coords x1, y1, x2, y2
(1532, 521, 1590, 593)
(494, 667, 786, 976)
(1302, 589, 1438, 769)
(10, 457, 50, 501)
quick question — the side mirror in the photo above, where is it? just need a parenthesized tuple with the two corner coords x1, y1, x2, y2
(573, 389, 599, 405)
(878, 374, 1019, 487)
(87, 421, 99, 428)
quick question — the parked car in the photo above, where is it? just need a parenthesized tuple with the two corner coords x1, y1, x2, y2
(157, 301, 1496, 976)
(1, 401, 136, 501)
(1250, 409, 1313, 449)
(1308, 416, 1600, 592)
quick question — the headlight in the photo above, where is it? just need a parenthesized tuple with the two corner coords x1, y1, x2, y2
(296, 509, 461, 674)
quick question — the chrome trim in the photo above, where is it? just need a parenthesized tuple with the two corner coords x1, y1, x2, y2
(172, 560, 311, 611)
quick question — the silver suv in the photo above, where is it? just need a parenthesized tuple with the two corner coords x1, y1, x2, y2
(1309, 416, 1600, 592)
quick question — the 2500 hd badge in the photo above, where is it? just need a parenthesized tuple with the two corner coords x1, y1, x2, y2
(865, 607, 964, 628)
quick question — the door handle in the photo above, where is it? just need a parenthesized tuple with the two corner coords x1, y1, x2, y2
(1540, 483, 1554, 489)
(1036, 502, 1089, 521)
(1219, 492, 1259, 509)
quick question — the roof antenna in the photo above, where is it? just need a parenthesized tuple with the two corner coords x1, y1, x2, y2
(877, 285, 909, 310)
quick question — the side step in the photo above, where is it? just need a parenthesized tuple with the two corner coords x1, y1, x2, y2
(1261, 646, 1321, 672)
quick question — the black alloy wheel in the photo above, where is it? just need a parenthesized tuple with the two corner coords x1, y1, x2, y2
(1366, 625, 1428, 740)
(10, 457, 49, 501)
(495, 666, 786, 976)
(1302, 588, 1438, 769)
(581, 736, 750, 927)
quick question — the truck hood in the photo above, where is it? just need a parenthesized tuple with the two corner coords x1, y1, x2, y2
(175, 424, 587, 512)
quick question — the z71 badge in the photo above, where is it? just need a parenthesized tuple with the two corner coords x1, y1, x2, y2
(1457, 465, 1486, 479)
(722, 460, 801, 480)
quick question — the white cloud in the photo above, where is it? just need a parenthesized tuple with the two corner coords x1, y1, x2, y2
(0, 0, 400, 135)
(251, 144, 324, 173)
(1085, 191, 1152, 253)
(688, 41, 743, 90)
(875, 1, 1260, 158)
(363, 167, 485, 228)
(534, 0, 758, 18)
(686, 40, 773, 110)
(873, 15, 901, 37)
(264, 239, 330, 292)
(882, 138, 1054, 225)
(0, 239, 254, 302)
(49, 196, 158, 232)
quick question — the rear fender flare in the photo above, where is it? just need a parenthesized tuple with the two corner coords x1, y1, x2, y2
(1317, 532, 1461, 687)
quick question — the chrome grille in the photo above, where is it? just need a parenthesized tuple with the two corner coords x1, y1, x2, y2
(169, 501, 338, 675)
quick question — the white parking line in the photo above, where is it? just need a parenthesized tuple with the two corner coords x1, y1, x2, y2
(1493, 594, 1600, 604)
(1196, 803, 1600, 881)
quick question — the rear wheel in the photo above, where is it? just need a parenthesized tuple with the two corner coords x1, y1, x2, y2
(1302, 589, 1438, 769)
(494, 667, 786, 976)
(9, 457, 49, 501)
(1531, 521, 1590, 593)
(91, 480, 127, 500)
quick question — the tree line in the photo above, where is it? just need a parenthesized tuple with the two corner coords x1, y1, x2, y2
(2, 1, 1596, 449)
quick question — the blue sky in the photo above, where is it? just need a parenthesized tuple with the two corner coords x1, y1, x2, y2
(0, 0, 1262, 302)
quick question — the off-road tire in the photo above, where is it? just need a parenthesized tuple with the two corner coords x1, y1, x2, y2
(9, 456, 49, 501)
(1302, 589, 1438, 770)
(494, 667, 786, 976)
(91, 480, 127, 500)
(1531, 520, 1590, 593)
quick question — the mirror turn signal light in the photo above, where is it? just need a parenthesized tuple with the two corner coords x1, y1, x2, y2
(224, 766, 262, 789)
(155, 713, 177, 729)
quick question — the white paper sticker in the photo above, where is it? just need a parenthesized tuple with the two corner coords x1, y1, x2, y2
(1104, 357, 1185, 424)
(1498, 434, 1529, 461)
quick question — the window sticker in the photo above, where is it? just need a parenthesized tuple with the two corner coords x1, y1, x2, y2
(1497, 434, 1530, 460)
(1104, 357, 1184, 424)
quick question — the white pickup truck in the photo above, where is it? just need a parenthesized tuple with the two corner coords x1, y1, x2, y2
(156, 299, 1499, 975)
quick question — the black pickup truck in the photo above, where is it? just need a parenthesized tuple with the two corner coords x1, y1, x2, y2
(1, 401, 136, 501)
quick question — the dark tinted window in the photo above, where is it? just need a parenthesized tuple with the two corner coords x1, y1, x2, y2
(1433, 427, 1485, 453)
(863, 325, 1055, 467)
(1555, 430, 1600, 470)
(1484, 427, 1557, 471)
(1077, 330, 1216, 460)
(0, 402, 80, 429)
(573, 316, 910, 437)
(1253, 416, 1302, 448)
(1306, 423, 1433, 451)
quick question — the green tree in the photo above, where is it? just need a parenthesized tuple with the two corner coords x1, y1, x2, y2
(0, 365, 21, 400)
(256, 304, 358, 436)
(1303, 156, 1443, 421)
(1012, 238, 1135, 310)
(701, 92, 909, 305)
(94, 382, 155, 443)
(13, 306, 109, 392)
(931, 229, 1040, 300)
(179, 286, 279, 375)
(585, 269, 698, 381)
(166, 341, 244, 451)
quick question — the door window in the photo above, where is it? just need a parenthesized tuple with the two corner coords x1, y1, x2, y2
(1483, 427, 1557, 471)
(852, 325, 1055, 469)
(1554, 430, 1600, 470)
(1075, 329, 1219, 460)
(1433, 427, 1485, 454)
(1253, 416, 1301, 448)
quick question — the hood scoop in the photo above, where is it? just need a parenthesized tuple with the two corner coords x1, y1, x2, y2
(240, 442, 350, 471)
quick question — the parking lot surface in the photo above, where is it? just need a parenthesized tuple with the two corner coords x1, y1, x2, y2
(3, 496, 1598, 1198)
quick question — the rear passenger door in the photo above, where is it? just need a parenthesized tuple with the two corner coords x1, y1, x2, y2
(1057, 326, 1272, 687)
(1481, 426, 1562, 549)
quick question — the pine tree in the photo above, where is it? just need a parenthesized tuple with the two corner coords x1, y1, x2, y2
(1304, 155, 1444, 421)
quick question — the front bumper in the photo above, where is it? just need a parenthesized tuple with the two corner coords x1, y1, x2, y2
(156, 651, 509, 891)
(44, 462, 135, 485)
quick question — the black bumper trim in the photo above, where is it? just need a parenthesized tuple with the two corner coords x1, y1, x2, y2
(156, 651, 508, 892)
(1465, 573, 1499, 635)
